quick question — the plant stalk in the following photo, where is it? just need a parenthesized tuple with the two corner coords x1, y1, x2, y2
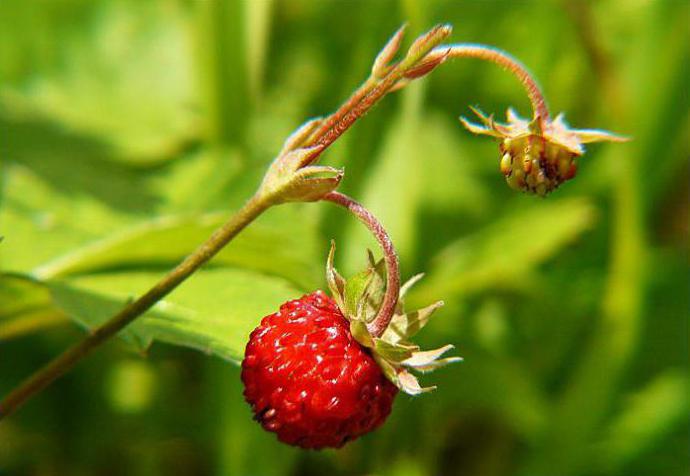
(323, 192, 400, 337)
(0, 193, 269, 420)
(0, 28, 422, 418)
(0, 24, 553, 420)
(439, 44, 550, 122)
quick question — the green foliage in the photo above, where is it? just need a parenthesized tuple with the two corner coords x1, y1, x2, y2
(0, 0, 686, 475)
(1, 1, 198, 163)
(417, 197, 597, 298)
(50, 268, 301, 362)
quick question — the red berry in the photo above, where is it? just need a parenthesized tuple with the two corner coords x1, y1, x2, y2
(241, 290, 398, 449)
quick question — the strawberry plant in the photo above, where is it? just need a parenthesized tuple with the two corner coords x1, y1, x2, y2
(0, 20, 623, 437)
(0, 2, 685, 475)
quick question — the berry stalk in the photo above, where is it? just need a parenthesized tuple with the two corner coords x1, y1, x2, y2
(0, 26, 448, 419)
(323, 192, 400, 337)
(0, 23, 578, 420)
(438, 44, 550, 123)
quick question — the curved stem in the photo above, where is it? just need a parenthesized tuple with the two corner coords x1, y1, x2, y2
(437, 44, 550, 122)
(323, 192, 400, 338)
(0, 24, 552, 420)
(0, 26, 440, 421)
(0, 193, 269, 420)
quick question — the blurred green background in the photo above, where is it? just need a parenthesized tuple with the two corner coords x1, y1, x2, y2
(0, 0, 687, 475)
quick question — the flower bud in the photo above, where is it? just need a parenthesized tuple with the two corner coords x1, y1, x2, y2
(461, 108, 627, 196)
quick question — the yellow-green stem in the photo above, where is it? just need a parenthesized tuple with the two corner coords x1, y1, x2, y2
(0, 193, 269, 420)
(0, 24, 553, 420)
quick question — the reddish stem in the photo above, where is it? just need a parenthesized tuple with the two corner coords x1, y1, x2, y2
(323, 192, 400, 338)
(301, 25, 452, 165)
(439, 44, 551, 123)
(300, 68, 410, 165)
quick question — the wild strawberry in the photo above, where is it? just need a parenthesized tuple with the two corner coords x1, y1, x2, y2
(241, 290, 398, 449)
(242, 245, 461, 449)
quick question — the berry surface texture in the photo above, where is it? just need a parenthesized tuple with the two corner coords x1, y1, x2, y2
(241, 291, 398, 449)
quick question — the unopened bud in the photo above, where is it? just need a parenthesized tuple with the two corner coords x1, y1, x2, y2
(372, 24, 407, 78)
(405, 24, 453, 64)
(403, 48, 450, 80)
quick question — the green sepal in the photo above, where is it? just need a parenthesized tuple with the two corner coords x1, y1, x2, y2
(262, 160, 343, 204)
(343, 267, 374, 319)
(397, 369, 436, 395)
(375, 355, 436, 395)
(399, 273, 424, 300)
(572, 127, 629, 144)
(356, 252, 386, 322)
(331, 246, 386, 324)
(407, 357, 464, 373)
(258, 119, 343, 204)
(278, 118, 322, 155)
(381, 301, 444, 344)
(373, 354, 401, 387)
(350, 319, 374, 349)
(401, 344, 463, 371)
(371, 24, 407, 78)
(528, 115, 544, 135)
(326, 242, 346, 313)
(283, 165, 343, 202)
(374, 338, 417, 363)
(325, 245, 461, 396)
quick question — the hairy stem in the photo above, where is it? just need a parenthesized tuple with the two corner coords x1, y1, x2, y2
(301, 24, 452, 164)
(0, 194, 269, 420)
(0, 26, 441, 420)
(299, 40, 549, 167)
(438, 44, 550, 122)
(323, 192, 400, 337)
(0, 24, 552, 419)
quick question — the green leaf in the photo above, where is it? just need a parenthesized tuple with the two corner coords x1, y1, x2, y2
(33, 205, 323, 290)
(0, 1, 199, 163)
(417, 197, 597, 298)
(0, 164, 132, 274)
(1, 159, 322, 289)
(49, 268, 303, 363)
(0, 273, 52, 319)
(594, 370, 689, 472)
(0, 273, 65, 341)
